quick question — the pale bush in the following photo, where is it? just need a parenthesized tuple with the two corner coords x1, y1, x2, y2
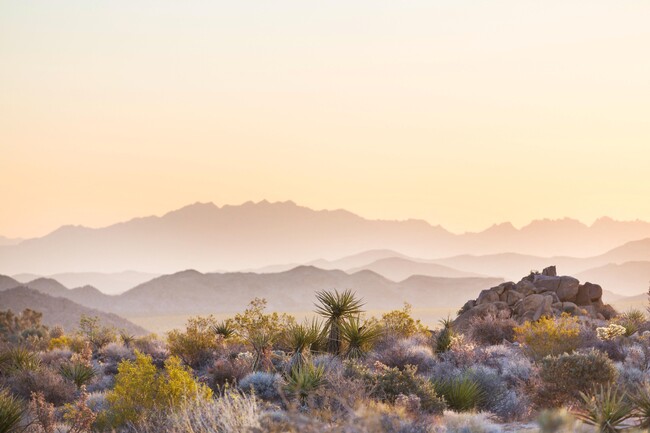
(371, 337, 436, 373)
(238, 372, 283, 401)
(432, 411, 503, 433)
(596, 323, 626, 341)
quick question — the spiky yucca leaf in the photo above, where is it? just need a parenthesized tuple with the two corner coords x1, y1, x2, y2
(631, 383, 650, 429)
(314, 289, 364, 355)
(285, 363, 325, 401)
(211, 321, 236, 339)
(60, 362, 96, 388)
(0, 388, 25, 433)
(575, 384, 633, 433)
(434, 375, 486, 412)
(0, 347, 41, 374)
(287, 319, 322, 371)
(339, 317, 382, 360)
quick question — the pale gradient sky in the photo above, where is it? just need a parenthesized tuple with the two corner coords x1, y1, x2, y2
(1, 1, 650, 239)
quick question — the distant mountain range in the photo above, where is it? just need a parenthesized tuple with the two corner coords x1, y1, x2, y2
(2, 201, 650, 274)
(12, 271, 160, 295)
(0, 267, 503, 318)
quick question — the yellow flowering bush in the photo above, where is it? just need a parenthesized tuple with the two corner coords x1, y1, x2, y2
(514, 313, 581, 360)
(106, 351, 212, 427)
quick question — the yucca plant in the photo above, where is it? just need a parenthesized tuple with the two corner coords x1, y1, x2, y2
(575, 384, 634, 433)
(211, 320, 236, 339)
(287, 319, 322, 372)
(0, 347, 41, 375)
(435, 317, 455, 354)
(120, 331, 135, 348)
(60, 362, 96, 388)
(339, 317, 382, 360)
(631, 383, 650, 429)
(615, 309, 646, 337)
(285, 363, 325, 401)
(434, 375, 486, 412)
(248, 331, 274, 372)
(315, 289, 364, 355)
(0, 388, 25, 433)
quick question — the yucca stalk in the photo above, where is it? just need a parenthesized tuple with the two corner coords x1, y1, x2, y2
(575, 384, 633, 433)
(314, 289, 364, 355)
(0, 388, 25, 433)
(287, 319, 322, 372)
(339, 317, 382, 360)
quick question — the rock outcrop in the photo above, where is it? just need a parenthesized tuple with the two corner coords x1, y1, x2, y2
(454, 266, 617, 331)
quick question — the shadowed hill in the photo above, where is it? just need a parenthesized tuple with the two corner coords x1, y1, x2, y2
(347, 257, 481, 281)
(0, 287, 147, 335)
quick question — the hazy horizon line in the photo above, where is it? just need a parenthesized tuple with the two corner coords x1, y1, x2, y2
(4, 199, 649, 241)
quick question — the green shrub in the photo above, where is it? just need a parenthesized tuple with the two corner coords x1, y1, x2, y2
(78, 315, 116, 350)
(167, 315, 222, 368)
(378, 303, 428, 338)
(287, 319, 322, 372)
(369, 364, 445, 414)
(0, 388, 25, 433)
(106, 351, 212, 427)
(434, 375, 486, 412)
(537, 349, 619, 407)
(514, 313, 581, 360)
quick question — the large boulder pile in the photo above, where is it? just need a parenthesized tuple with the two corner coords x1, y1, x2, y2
(454, 266, 617, 331)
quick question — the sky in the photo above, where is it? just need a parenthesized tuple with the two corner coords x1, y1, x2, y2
(1, 1, 650, 239)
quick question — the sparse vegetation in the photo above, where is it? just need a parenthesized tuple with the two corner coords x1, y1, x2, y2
(3, 283, 650, 432)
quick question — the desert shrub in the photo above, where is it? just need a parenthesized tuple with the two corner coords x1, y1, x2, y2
(480, 345, 534, 386)
(106, 351, 213, 427)
(514, 313, 581, 360)
(378, 303, 428, 339)
(7, 367, 77, 405)
(131, 335, 169, 366)
(371, 336, 436, 373)
(40, 348, 73, 368)
(536, 409, 587, 433)
(0, 346, 41, 374)
(100, 342, 135, 365)
(48, 335, 71, 350)
(167, 316, 224, 368)
(209, 355, 252, 389)
(369, 364, 445, 414)
(0, 388, 25, 433)
(467, 315, 517, 346)
(78, 315, 116, 350)
(613, 309, 646, 337)
(239, 372, 284, 401)
(86, 391, 109, 414)
(434, 375, 486, 412)
(575, 384, 633, 433)
(0, 309, 49, 349)
(132, 391, 261, 433)
(537, 349, 618, 407)
(314, 290, 364, 355)
(434, 411, 503, 433)
(230, 298, 296, 348)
